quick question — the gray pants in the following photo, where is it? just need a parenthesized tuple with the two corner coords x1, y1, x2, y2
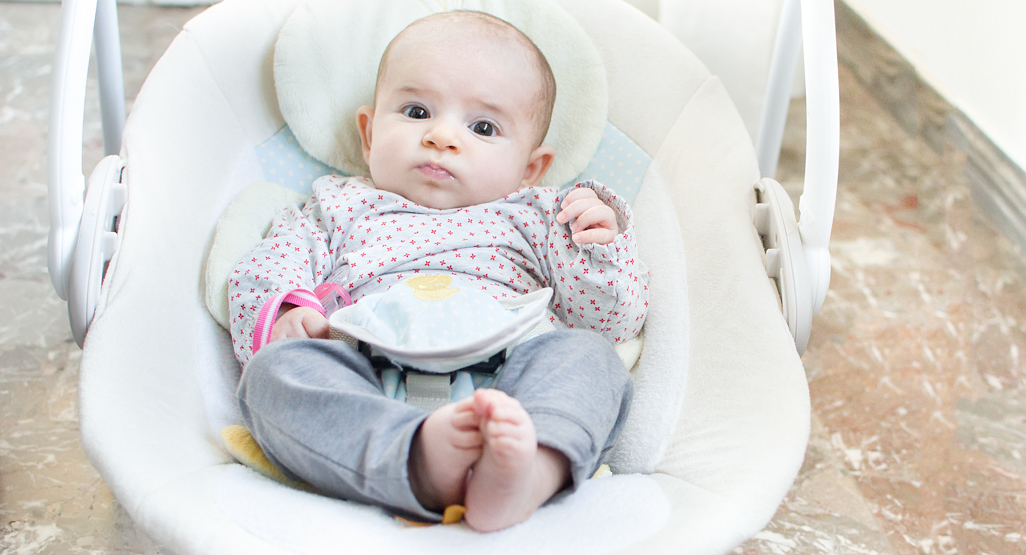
(237, 330, 633, 521)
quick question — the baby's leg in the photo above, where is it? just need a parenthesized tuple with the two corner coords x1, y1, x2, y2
(238, 338, 447, 522)
(465, 329, 633, 531)
(463, 389, 570, 532)
(408, 396, 483, 510)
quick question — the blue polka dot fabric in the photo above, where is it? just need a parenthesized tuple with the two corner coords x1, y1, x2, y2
(255, 122, 652, 204)
(255, 126, 340, 194)
(574, 123, 651, 205)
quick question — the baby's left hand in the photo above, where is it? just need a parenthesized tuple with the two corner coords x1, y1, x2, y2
(556, 187, 619, 245)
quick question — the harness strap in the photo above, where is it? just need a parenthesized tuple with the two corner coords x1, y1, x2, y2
(355, 341, 505, 408)
(404, 373, 453, 412)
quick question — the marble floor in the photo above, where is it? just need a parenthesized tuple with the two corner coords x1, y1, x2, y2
(1, 2, 1024, 554)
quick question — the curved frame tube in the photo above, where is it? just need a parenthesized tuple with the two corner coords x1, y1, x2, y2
(753, 0, 840, 318)
(47, 0, 125, 300)
(94, 0, 125, 157)
(755, 0, 802, 179)
(796, 0, 839, 315)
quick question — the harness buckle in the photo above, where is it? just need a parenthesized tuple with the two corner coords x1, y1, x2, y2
(358, 342, 505, 410)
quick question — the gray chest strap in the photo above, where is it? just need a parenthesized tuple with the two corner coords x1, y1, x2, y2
(331, 318, 556, 411)
(405, 373, 457, 412)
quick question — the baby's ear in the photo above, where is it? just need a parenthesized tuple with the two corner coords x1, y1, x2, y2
(356, 106, 374, 163)
(520, 145, 555, 189)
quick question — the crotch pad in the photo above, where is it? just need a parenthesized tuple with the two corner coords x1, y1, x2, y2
(328, 276, 553, 373)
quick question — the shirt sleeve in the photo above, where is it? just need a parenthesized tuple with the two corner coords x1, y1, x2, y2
(545, 180, 649, 343)
(228, 177, 339, 366)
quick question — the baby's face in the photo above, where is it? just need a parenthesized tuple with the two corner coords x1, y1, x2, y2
(357, 30, 552, 210)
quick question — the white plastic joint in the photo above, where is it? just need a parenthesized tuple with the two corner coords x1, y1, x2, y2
(68, 155, 126, 347)
(754, 178, 813, 355)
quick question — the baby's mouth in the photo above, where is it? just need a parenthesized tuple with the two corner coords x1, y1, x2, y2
(417, 163, 454, 182)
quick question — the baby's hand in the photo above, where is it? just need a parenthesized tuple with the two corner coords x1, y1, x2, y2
(269, 305, 329, 342)
(556, 187, 619, 245)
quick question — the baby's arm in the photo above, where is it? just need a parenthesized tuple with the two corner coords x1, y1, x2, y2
(229, 178, 342, 365)
(545, 182, 649, 343)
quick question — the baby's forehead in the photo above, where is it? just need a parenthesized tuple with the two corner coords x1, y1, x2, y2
(385, 14, 534, 66)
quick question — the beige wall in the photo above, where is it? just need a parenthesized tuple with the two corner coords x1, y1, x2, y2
(844, 0, 1026, 170)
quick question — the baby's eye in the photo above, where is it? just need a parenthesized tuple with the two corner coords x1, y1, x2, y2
(471, 121, 496, 137)
(404, 105, 429, 119)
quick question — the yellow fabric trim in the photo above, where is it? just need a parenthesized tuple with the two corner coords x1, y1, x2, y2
(221, 425, 311, 490)
(395, 505, 467, 527)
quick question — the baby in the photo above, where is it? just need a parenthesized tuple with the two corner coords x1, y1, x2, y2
(230, 11, 648, 532)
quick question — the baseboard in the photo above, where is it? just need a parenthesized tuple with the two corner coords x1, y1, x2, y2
(835, 0, 1026, 250)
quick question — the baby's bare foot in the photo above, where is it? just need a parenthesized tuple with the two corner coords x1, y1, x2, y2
(409, 396, 483, 511)
(463, 389, 570, 532)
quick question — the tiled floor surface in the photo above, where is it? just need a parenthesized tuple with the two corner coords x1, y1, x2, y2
(2, 3, 1024, 554)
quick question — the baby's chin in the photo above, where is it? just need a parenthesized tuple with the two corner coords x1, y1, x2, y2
(406, 190, 465, 210)
(373, 179, 522, 210)
(402, 189, 513, 211)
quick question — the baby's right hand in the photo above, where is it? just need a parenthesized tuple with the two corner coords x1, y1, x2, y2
(269, 305, 329, 342)
(556, 187, 619, 245)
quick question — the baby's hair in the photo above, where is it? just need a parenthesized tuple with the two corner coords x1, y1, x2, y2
(375, 11, 557, 146)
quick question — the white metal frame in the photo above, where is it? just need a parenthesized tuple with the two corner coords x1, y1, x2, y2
(47, 0, 838, 353)
(757, 0, 839, 353)
(793, 0, 840, 322)
(47, 0, 126, 346)
(746, 0, 841, 352)
(755, 0, 803, 179)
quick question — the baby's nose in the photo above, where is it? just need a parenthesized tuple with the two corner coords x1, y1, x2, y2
(423, 123, 460, 152)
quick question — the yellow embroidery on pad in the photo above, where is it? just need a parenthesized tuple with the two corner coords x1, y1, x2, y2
(406, 275, 459, 301)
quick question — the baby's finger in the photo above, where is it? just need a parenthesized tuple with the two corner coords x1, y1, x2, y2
(302, 312, 330, 339)
(484, 420, 533, 442)
(571, 227, 617, 245)
(267, 328, 287, 343)
(560, 186, 598, 208)
(487, 405, 531, 429)
(269, 329, 303, 343)
(556, 197, 604, 224)
(450, 428, 484, 450)
(269, 315, 309, 342)
(451, 409, 481, 430)
(570, 205, 617, 235)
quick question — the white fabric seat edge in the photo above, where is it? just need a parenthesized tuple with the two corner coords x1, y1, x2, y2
(649, 75, 810, 541)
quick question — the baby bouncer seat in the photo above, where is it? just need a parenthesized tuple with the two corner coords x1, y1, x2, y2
(47, 0, 840, 552)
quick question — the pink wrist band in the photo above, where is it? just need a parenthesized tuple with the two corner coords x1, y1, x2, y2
(251, 283, 355, 355)
(251, 289, 324, 355)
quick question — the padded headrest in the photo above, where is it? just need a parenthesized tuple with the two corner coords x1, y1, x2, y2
(274, 0, 608, 188)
